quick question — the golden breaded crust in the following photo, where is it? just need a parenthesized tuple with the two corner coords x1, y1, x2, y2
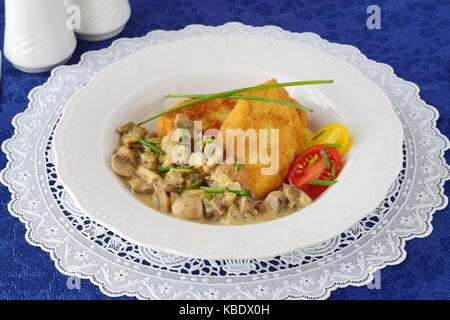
(156, 98, 236, 137)
(219, 79, 305, 200)
(290, 97, 308, 128)
(289, 97, 309, 154)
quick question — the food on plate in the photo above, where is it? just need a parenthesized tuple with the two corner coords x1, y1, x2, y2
(312, 123, 352, 157)
(156, 97, 236, 137)
(219, 79, 306, 200)
(110, 79, 350, 225)
(297, 127, 315, 153)
(288, 145, 343, 199)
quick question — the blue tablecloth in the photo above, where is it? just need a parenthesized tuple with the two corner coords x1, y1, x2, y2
(0, 0, 449, 300)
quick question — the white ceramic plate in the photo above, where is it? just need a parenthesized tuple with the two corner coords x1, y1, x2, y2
(53, 35, 403, 259)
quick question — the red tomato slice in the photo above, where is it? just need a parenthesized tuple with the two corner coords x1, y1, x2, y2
(288, 145, 343, 199)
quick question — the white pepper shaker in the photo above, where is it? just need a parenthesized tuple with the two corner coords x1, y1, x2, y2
(64, 0, 131, 42)
(4, 0, 77, 73)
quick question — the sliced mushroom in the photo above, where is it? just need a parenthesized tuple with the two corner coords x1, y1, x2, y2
(237, 197, 257, 215)
(136, 167, 162, 184)
(227, 196, 257, 223)
(185, 172, 204, 186)
(117, 145, 138, 166)
(140, 152, 158, 170)
(203, 197, 227, 221)
(254, 201, 267, 213)
(134, 167, 170, 212)
(227, 202, 252, 222)
(122, 126, 148, 146)
(165, 168, 189, 187)
(207, 167, 233, 187)
(111, 153, 135, 177)
(282, 183, 313, 209)
(222, 191, 237, 207)
(153, 178, 170, 213)
(172, 195, 203, 220)
(116, 121, 136, 134)
(264, 190, 287, 213)
(227, 203, 241, 221)
(164, 183, 179, 193)
(128, 177, 153, 193)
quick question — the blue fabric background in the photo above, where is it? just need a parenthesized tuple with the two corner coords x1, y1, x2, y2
(0, 0, 449, 300)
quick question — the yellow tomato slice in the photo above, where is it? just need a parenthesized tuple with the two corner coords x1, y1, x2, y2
(313, 123, 351, 157)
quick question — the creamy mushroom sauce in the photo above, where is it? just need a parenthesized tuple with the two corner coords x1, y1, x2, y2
(111, 115, 313, 225)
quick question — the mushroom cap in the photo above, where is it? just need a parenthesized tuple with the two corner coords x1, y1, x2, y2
(172, 195, 204, 220)
(264, 190, 287, 213)
(111, 154, 135, 177)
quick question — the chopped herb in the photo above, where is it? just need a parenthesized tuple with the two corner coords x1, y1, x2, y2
(200, 186, 250, 197)
(312, 130, 326, 141)
(229, 189, 251, 197)
(331, 161, 336, 180)
(321, 149, 330, 168)
(156, 165, 194, 173)
(236, 160, 241, 172)
(202, 192, 213, 201)
(156, 165, 175, 172)
(168, 94, 313, 113)
(196, 139, 216, 145)
(138, 80, 333, 125)
(309, 154, 318, 164)
(308, 179, 337, 186)
(200, 186, 227, 193)
(138, 138, 164, 154)
(324, 143, 341, 148)
(180, 178, 204, 194)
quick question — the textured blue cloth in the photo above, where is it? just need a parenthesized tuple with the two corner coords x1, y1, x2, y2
(0, 0, 449, 300)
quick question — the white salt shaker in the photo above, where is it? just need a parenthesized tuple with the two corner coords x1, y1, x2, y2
(4, 0, 77, 73)
(64, 0, 131, 41)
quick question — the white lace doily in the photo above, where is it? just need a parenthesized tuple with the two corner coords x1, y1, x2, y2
(1, 23, 449, 300)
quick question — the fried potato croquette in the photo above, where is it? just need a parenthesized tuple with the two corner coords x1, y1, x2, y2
(219, 79, 306, 200)
(156, 98, 236, 137)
